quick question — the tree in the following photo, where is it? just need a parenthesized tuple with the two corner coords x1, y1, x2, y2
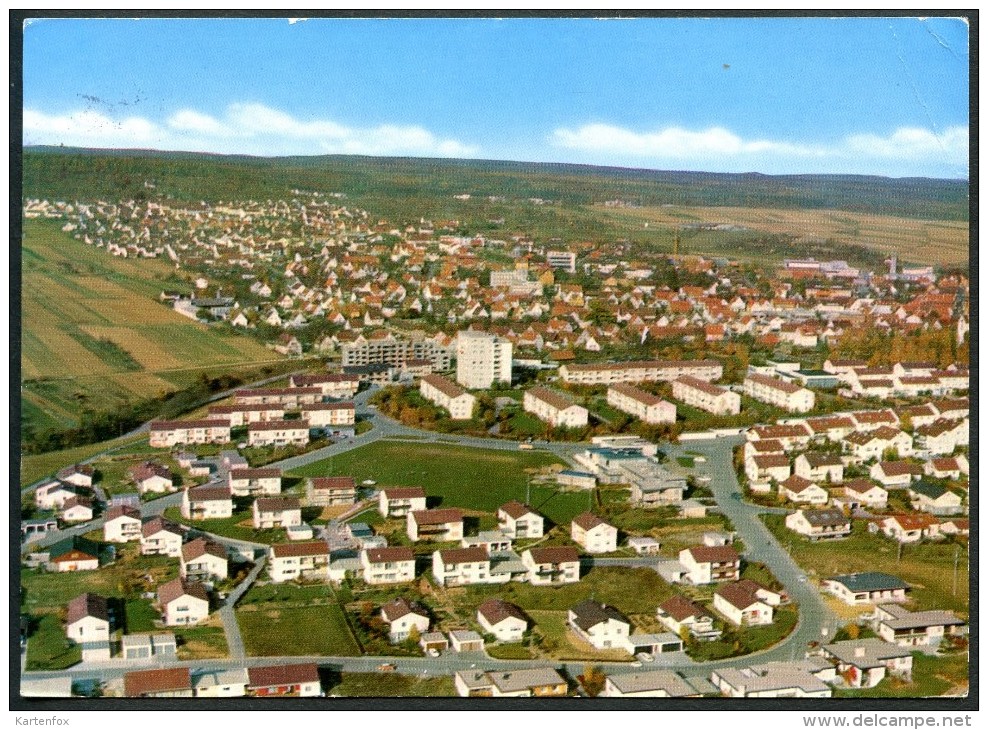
(578, 665, 606, 697)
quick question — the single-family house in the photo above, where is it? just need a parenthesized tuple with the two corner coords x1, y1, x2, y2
(568, 600, 631, 650)
(840, 478, 888, 509)
(48, 537, 101, 572)
(140, 517, 184, 557)
(193, 668, 250, 698)
(381, 597, 431, 642)
(778, 475, 829, 505)
(497, 501, 544, 539)
(157, 578, 210, 626)
(268, 541, 330, 583)
(454, 668, 568, 698)
(253, 497, 302, 529)
(745, 454, 791, 484)
(407, 508, 464, 542)
(128, 462, 174, 494)
(570, 512, 618, 553)
(181, 485, 233, 520)
(360, 546, 416, 585)
(794, 453, 844, 483)
(477, 599, 528, 642)
(711, 662, 832, 698)
(874, 604, 967, 648)
(824, 572, 910, 605)
(246, 664, 321, 697)
(180, 538, 228, 583)
(879, 514, 942, 543)
(60, 496, 94, 524)
(657, 595, 722, 641)
(306, 476, 357, 506)
(821, 639, 913, 688)
(379, 487, 427, 517)
(124, 668, 194, 698)
(432, 547, 498, 587)
(228, 468, 282, 497)
(908, 481, 964, 516)
(924, 456, 968, 480)
(870, 460, 924, 488)
(522, 546, 580, 585)
(65, 593, 111, 661)
(103, 505, 142, 543)
(679, 545, 741, 584)
(604, 670, 714, 698)
(56, 464, 95, 488)
(785, 508, 852, 540)
(713, 580, 780, 626)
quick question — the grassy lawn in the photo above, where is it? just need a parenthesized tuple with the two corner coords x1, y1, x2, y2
(124, 599, 160, 633)
(834, 652, 969, 698)
(676, 456, 695, 468)
(486, 642, 537, 660)
(528, 610, 633, 662)
(25, 613, 82, 670)
(288, 441, 581, 523)
(163, 506, 282, 545)
(762, 515, 969, 615)
(174, 621, 229, 659)
(503, 410, 548, 437)
(237, 582, 336, 606)
(20, 433, 148, 487)
(21, 548, 179, 612)
(453, 566, 675, 616)
(238, 603, 361, 656)
(688, 605, 798, 662)
(328, 672, 456, 697)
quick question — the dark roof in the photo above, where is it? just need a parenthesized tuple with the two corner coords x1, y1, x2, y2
(715, 581, 769, 610)
(685, 545, 740, 564)
(364, 546, 415, 563)
(909, 480, 950, 499)
(828, 572, 910, 593)
(255, 497, 301, 512)
(66, 593, 109, 625)
(527, 386, 577, 411)
(438, 547, 489, 565)
(569, 600, 629, 631)
(572, 511, 611, 531)
(49, 536, 100, 561)
(186, 485, 232, 502)
(499, 500, 537, 519)
(526, 546, 580, 564)
(157, 578, 209, 605)
(477, 598, 528, 626)
(230, 467, 282, 479)
(124, 667, 192, 697)
(798, 508, 850, 527)
(659, 595, 711, 622)
(105, 505, 141, 522)
(382, 487, 426, 500)
(310, 476, 356, 491)
(247, 663, 320, 689)
(410, 508, 464, 526)
(381, 597, 428, 622)
(142, 516, 183, 538)
(181, 538, 227, 562)
(270, 541, 329, 558)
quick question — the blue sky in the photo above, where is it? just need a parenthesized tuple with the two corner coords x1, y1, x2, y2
(22, 16, 969, 178)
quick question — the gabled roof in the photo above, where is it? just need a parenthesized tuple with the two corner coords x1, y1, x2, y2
(477, 598, 528, 626)
(572, 511, 611, 531)
(410, 508, 463, 525)
(684, 545, 740, 564)
(104, 504, 141, 522)
(381, 487, 427, 500)
(246, 663, 319, 689)
(157, 577, 209, 606)
(498, 500, 538, 520)
(124, 667, 192, 697)
(67, 593, 109, 625)
(780, 474, 819, 493)
(270, 541, 329, 558)
(141, 516, 183, 539)
(715, 580, 770, 611)
(363, 546, 415, 564)
(526, 546, 580, 564)
(181, 537, 227, 562)
(310, 476, 356, 491)
(798, 508, 850, 527)
(381, 597, 428, 622)
(659, 595, 712, 622)
(185, 485, 232, 503)
(438, 546, 489, 565)
(255, 496, 301, 512)
(569, 600, 629, 631)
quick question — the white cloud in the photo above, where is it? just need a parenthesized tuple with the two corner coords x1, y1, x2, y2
(24, 103, 480, 159)
(551, 122, 967, 176)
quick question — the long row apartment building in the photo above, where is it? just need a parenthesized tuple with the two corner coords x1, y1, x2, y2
(559, 359, 722, 386)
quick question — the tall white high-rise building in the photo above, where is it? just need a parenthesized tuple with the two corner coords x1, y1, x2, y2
(456, 331, 512, 389)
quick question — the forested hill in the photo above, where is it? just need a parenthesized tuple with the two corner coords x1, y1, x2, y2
(22, 147, 968, 222)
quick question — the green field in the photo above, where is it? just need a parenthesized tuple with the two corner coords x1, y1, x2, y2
(21, 218, 285, 441)
(327, 672, 456, 697)
(762, 515, 969, 615)
(25, 614, 82, 671)
(20, 432, 148, 487)
(237, 603, 361, 657)
(288, 441, 586, 524)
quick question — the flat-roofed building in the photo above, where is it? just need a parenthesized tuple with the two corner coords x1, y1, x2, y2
(456, 331, 512, 389)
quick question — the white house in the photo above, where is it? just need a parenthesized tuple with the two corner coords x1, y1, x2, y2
(821, 639, 913, 688)
(65, 593, 111, 662)
(785, 508, 852, 540)
(252, 497, 302, 529)
(477, 599, 528, 642)
(570, 512, 618, 553)
(679, 545, 741, 585)
(794, 453, 844, 483)
(140, 517, 184, 557)
(824, 573, 910, 605)
(420, 374, 477, 420)
(713, 580, 780, 626)
(657, 595, 721, 641)
(432, 547, 498, 587)
(247, 420, 310, 448)
(103, 505, 142, 543)
(778, 475, 829, 505)
(157, 578, 210, 626)
(870, 461, 924, 488)
(128, 462, 174, 494)
(568, 600, 631, 650)
(267, 541, 330, 583)
(380, 597, 430, 642)
(360, 546, 416, 585)
(497, 501, 544, 539)
(407, 508, 464, 542)
(181, 486, 234, 520)
(607, 383, 676, 424)
(743, 374, 815, 412)
(228, 468, 282, 497)
(672, 375, 740, 415)
(378, 487, 427, 518)
(180, 538, 228, 583)
(522, 546, 580, 585)
(874, 604, 967, 648)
